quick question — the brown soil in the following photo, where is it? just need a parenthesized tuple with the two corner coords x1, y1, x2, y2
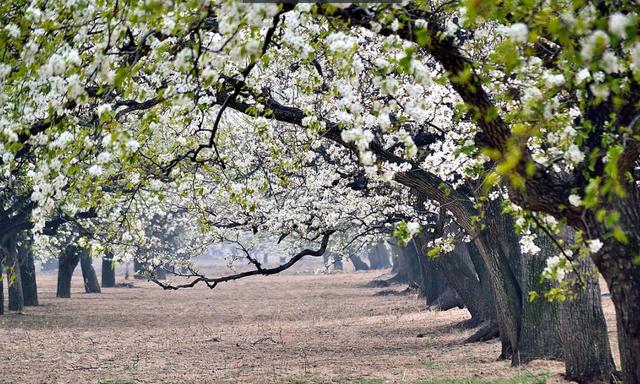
(0, 267, 619, 384)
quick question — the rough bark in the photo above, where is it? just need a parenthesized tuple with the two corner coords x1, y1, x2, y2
(422, 238, 496, 327)
(514, 232, 563, 365)
(415, 241, 449, 306)
(19, 237, 38, 306)
(6, 234, 24, 312)
(0, 252, 4, 315)
(80, 248, 101, 294)
(589, 192, 640, 384)
(400, 240, 428, 290)
(57, 246, 80, 298)
(557, 262, 616, 383)
(429, 286, 464, 310)
(101, 253, 116, 288)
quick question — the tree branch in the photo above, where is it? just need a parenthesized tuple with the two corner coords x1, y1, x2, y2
(151, 230, 334, 290)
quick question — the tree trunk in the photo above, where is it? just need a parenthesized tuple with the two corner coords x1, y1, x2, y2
(333, 256, 343, 271)
(415, 240, 449, 306)
(390, 252, 399, 274)
(80, 249, 101, 293)
(387, 243, 411, 283)
(514, 232, 563, 365)
(430, 286, 464, 310)
(154, 265, 167, 280)
(597, 244, 640, 384)
(368, 242, 391, 269)
(0, 252, 4, 315)
(349, 255, 369, 271)
(57, 246, 80, 298)
(588, 192, 640, 384)
(101, 253, 116, 288)
(557, 261, 616, 383)
(473, 226, 521, 359)
(418, 237, 496, 327)
(19, 237, 38, 306)
(6, 234, 24, 312)
(133, 258, 144, 279)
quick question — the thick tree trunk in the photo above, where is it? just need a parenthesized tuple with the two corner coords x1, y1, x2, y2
(387, 243, 412, 283)
(415, 240, 449, 306)
(101, 253, 116, 288)
(558, 270, 616, 382)
(19, 239, 38, 306)
(6, 234, 24, 312)
(587, 192, 640, 384)
(514, 232, 563, 365)
(80, 249, 101, 294)
(378, 243, 392, 268)
(57, 246, 80, 298)
(368, 242, 391, 269)
(349, 255, 369, 271)
(0, 253, 4, 315)
(321, 252, 343, 271)
(419, 238, 496, 327)
(598, 245, 640, 384)
(390, 251, 399, 274)
(429, 286, 464, 310)
(400, 240, 429, 290)
(473, 227, 521, 359)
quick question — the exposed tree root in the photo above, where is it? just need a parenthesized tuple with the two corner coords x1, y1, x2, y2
(464, 320, 500, 344)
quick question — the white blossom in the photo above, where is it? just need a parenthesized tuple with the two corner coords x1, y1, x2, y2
(608, 13, 631, 38)
(568, 194, 582, 207)
(506, 23, 528, 43)
(588, 239, 603, 253)
(566, 144, 585, 164)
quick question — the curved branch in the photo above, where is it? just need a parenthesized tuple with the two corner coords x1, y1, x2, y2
(151, 230, 334, 290)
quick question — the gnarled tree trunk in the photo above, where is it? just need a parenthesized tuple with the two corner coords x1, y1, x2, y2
(589, 193, 640, 384)
(415, 240, 449, 306)
(6, 234, 24, 312)
(423, 239, 496, 327)
(101, 253, 116, 288)
(558, 259, 616, 383)
(368, 242, 391, 269)
(514, 232, 563, 365)
(57, 246, 80, 298)
(19, 237, 38, 306)
(80, 248, 101, 293)
(0, 252, 4, 315)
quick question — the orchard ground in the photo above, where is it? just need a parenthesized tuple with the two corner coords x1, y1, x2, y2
(0, 261, 620, 384)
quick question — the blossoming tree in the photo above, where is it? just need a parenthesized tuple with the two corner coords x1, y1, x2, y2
(0, 1, 639, 382)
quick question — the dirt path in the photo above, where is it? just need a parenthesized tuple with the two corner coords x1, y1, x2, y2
(0, 268, 618, 383)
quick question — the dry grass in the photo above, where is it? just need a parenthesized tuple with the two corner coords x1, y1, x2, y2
(0, 264, 619, 384)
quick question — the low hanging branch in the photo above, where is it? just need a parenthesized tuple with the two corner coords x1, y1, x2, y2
(151, 230, 334, 290)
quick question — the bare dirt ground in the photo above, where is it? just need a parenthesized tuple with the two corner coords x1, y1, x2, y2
(0, 265, 619, 384)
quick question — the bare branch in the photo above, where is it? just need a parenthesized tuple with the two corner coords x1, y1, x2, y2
(151, 230, 334, 290)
